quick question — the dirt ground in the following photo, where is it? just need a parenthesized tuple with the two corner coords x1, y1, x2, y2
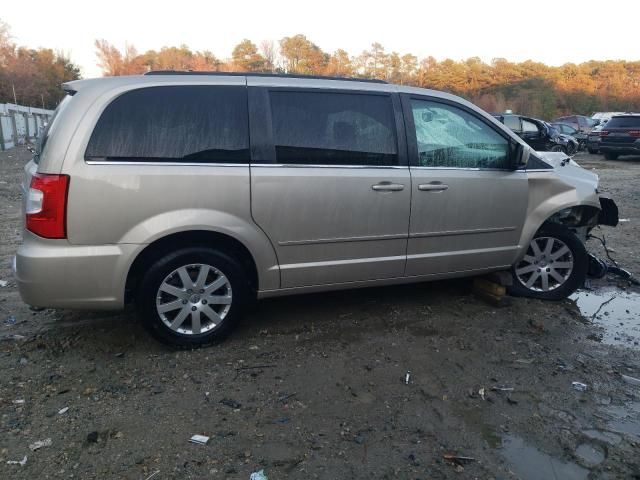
(1, 147, 639, 480)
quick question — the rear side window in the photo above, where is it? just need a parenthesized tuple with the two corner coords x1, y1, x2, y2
(522, 119, 539, 133)
(605, 116, 640, 128)
(269, 91, 398, 166)
(503, 116, 521, 132)
(85, 86, 250, 163)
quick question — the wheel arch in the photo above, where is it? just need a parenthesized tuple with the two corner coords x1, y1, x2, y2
(125, 230, 263, 303)
(516, 201, 600, 264)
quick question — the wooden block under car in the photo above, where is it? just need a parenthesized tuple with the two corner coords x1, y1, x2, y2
(473, 278, 506, 297)
(473, 288, 512, 307)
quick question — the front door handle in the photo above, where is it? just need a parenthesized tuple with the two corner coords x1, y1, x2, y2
(418, 183, 449, 192)
(372, 182, 405, 192)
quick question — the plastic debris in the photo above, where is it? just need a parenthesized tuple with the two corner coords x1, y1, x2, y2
(13, 399, 25, 405)
(479, 387, 486, 400)
(250, 469, 269, 480)
(58, 407, 69, 415)
(443, 453, 476, 464)
(6, 455, 27, 466)
(189, 434, 209, 445)
(405, 371, 411, 385)
(29, 438, 52, 451)
(4, 315, 17, 326)
(572, 381, 588, 392)
(621, 374, 640, 387)
(0, 280, 8, 287)
(220, 398, 242, 409)
(490, 386, 514, 392)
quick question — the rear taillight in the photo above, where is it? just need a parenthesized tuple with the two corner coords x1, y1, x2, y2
(26, 173, 69, 239)
(629, 130, 640, 138)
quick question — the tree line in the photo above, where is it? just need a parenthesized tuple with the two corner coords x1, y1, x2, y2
(1, 15, 638, 119)
(93, 35, 640, 119)
(0, 20, 80, 109)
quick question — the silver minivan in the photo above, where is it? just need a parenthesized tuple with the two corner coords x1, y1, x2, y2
(14, 72, 618, 346)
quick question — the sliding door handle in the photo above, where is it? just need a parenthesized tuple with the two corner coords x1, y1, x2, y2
(372, 182, 405, 192)
(418, 183, 449, 192)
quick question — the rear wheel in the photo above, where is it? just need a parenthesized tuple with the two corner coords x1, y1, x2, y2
(604, 152, 619, 160)
(137, 247, 248, 347)
(509, 223, 587, 300)
(587, 147, 598, 154)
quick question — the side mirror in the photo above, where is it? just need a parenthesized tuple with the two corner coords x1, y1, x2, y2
(511, 141, 529, 169)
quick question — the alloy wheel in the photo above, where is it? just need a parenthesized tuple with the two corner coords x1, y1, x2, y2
(515, 236, 574, 292)
(155, 263, 232, 335)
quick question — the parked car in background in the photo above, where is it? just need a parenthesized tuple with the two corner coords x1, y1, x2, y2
(494, 114, 575, 154)
(14, 73, 618, 346)
(599, 114, 640, 160)
(591, 112, 625, 124)
(554, 115, 599, 134)
(551, 122, 587, 148)
(586, 120, 610, 154)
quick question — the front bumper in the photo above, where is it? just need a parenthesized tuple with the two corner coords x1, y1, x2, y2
(598, 197, 618, 227)
(14, 232, 139, 309)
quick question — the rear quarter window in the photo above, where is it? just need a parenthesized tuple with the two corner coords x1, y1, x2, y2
(605, 117, 640, 128)
(36, 94, 73, 164)
(85, 86, 250, 163)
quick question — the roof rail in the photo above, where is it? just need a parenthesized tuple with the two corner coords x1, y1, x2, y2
(143, 70, 388, 84)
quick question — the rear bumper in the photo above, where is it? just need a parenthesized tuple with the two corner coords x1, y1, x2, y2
(599, 142, 640, 154)
(14, 232, 138, 309)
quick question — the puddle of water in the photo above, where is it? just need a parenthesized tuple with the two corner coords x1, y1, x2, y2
(575, 443, 605, 467)
(569, 288, 640, 346)
(501, 435, 589, 480)
(604, 402, 640, 439)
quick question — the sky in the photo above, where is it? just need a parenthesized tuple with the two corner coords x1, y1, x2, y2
(2, 0, 639, 78)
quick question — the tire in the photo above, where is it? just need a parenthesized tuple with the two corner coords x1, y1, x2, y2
(604, 152, 619, 160)
(550, 145, 566, 153)
(508, 223, 587, 300)
(587, 148, 598, 154)
(136, 247, 249, 348)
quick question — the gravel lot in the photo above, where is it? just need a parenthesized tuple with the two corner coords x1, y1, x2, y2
(1, 147, 639, 479)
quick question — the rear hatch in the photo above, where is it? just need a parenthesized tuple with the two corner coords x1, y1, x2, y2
(600, 116, 640, 146)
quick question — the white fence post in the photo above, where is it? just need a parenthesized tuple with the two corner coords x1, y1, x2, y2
(0, 103, 54, 151)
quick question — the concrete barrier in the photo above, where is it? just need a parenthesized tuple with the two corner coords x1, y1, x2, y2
(0, 103, 53, 151)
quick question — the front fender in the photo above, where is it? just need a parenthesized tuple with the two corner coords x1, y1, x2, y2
(517, 171, 600, 262)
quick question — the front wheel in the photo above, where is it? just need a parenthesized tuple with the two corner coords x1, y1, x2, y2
(509, 223, 587, 300)
(136, 247, 249, 347)
(587, 147, 598, 154)
(604, 152, 619, 160)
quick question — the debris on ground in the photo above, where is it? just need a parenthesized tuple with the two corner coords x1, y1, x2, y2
(572, 381, 588, 392)
(443, 453, 476, 464)
(29, 438, 52, 451)
(4, 315, 16, 325)
(189, 434, 209, 445)
(6, 455, 27, 466)
(404, 371, 411, 385)
(249, 469, 269, 480)
(58, 406, 69, 415)
(620, 374, 640, 386)
(490, 386, 514, 392)
(220, 398, 242, 409)
(0, 279, 8, 287)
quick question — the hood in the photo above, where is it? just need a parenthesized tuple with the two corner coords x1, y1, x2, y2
(535, 151, 599, 192)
